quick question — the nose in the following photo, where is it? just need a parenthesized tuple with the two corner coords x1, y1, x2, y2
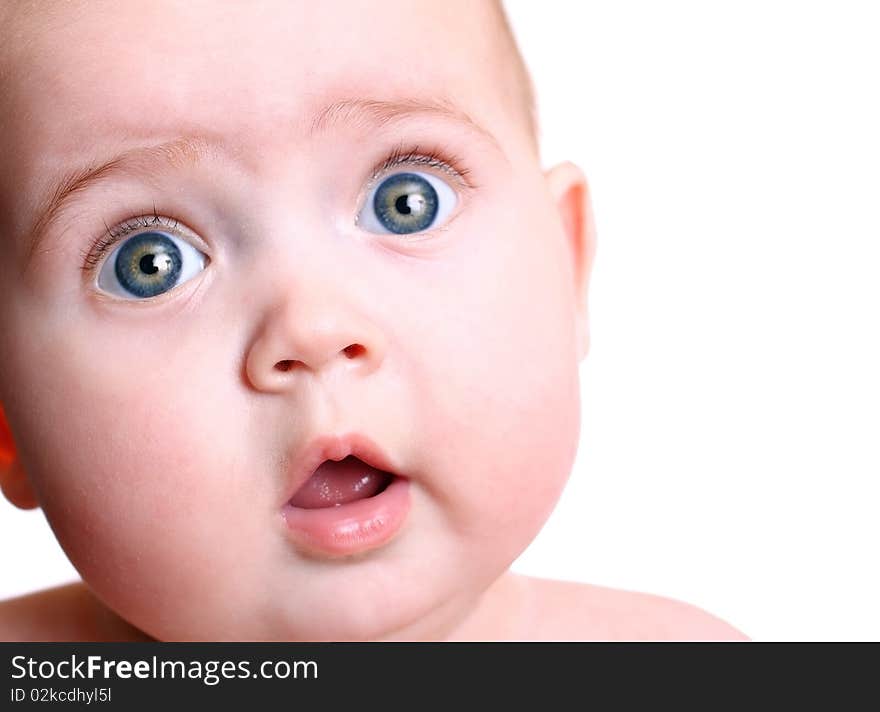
(245, 288, 388, 392)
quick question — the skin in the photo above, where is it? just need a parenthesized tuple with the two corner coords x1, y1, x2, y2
(0, 0, 746, 641)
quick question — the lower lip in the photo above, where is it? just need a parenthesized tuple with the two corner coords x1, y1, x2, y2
(282, 476, 411, 558)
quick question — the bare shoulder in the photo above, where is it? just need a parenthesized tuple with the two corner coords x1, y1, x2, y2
(0, 582, 153, 641)
(517, 575, 749, 641)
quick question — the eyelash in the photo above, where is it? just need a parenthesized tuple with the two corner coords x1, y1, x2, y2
(79, 144, 475, 272)
(367, 143, 475, 192)
(79, 209, 180, 271)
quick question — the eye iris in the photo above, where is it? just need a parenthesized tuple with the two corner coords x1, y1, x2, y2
(114, 232, 182, 298)
(373, 172, 438, 234)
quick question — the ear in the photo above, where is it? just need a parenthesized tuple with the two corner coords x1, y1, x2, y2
(544, 161, 597, 361)
(0, 404, 40, 510)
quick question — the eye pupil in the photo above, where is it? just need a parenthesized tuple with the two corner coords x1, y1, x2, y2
(139, 253, 172, 275)
(139, 255, 156, 274)
(395, 193, 427, 216)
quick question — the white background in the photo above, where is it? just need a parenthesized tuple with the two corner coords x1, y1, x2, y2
(2, 1, 878, 641)
(505, 0, 879, 641)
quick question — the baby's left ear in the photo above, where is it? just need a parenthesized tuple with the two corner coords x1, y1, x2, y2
(0, 405, 40, 510)
(0, 458, 40, 510)
(544, 162, 597, 361)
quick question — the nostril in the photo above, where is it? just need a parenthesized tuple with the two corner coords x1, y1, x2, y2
(274, 346, 364, 372)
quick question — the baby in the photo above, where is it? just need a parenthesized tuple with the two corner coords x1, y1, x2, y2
(0, 0, 747, 641)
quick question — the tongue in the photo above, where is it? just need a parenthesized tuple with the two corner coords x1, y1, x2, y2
(289, 455, 392, 509)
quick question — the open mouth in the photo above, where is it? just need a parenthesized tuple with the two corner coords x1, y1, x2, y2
(288, 455, 395, 509)
(281, 433, 412, 557)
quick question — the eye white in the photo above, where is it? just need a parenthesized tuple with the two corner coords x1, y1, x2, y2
(357, 170, 457, 234)
(96, 232, 207, 299)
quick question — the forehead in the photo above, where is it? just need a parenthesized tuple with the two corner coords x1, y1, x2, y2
(0, 0, 514, 231)
(3, 0, 502, 102)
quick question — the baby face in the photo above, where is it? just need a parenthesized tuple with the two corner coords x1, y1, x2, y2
(0, 0, 591, 640)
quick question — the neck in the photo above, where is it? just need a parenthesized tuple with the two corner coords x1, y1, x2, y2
(372, 570, 531, 642)
(84, 571, 531, 642)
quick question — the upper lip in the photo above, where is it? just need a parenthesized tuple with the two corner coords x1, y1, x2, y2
(283, 432, 400, 505)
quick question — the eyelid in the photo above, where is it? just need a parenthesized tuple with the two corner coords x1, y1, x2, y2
(363, 143, 476, 195)
(80, 211, 208, 276)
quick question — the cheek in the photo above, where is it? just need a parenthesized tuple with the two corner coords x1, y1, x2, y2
(2, 309, 266, 628)
(404, 203, 581, 551)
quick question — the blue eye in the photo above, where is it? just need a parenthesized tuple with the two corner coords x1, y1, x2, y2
(96, 231, 207, 299)
(358, 171, 457, 235)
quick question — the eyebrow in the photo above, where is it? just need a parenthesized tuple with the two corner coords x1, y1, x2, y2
(24, 96, 503, 267)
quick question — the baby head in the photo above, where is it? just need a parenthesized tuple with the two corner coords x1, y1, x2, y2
(0, 0, 595, 640)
